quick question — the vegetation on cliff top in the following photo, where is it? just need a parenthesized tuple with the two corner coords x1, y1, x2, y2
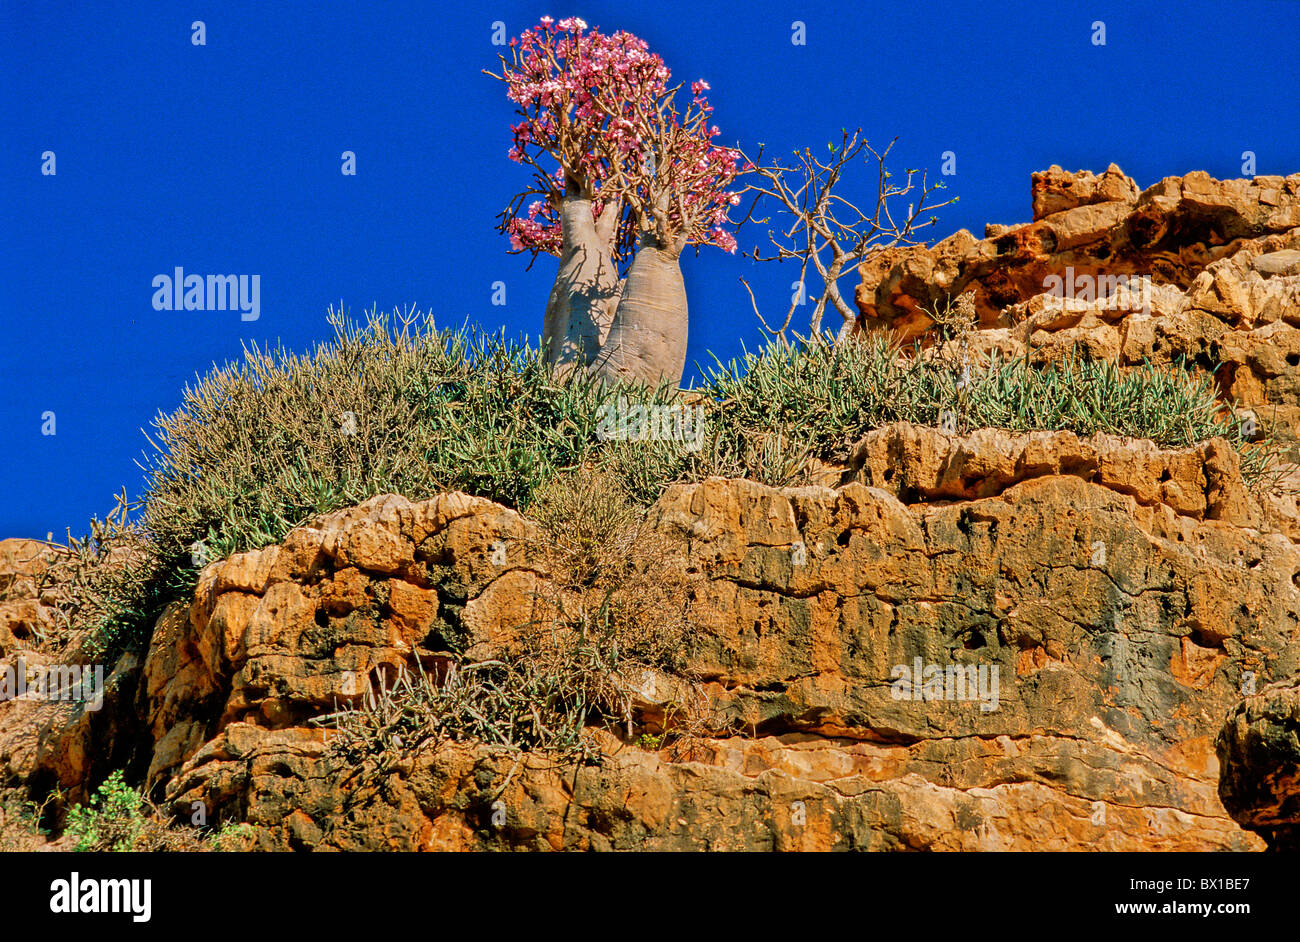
(41, 304, 1268, 662)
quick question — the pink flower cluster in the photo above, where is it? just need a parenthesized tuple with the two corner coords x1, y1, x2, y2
(496, 18, 744, 258)
(506, 199, 561, 254)
(656, 85, 745, 252)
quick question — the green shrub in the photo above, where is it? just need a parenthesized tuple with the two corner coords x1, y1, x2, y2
(65, 770, 145, 852)
(63, 770, 256, 851)
(52, 305, 1272, 662)
(693, 334, 1266, 484)
(137, 306, 673, 560)
(0, 788, 58, 851)
(204, 821, 255, 852)
(138, 307, 1276, 561)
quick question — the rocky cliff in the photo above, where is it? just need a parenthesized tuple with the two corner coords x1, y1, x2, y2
(4, 423, 1298, 849)
(854, 166, 1300, 457)
(3, 166, 1300, 851)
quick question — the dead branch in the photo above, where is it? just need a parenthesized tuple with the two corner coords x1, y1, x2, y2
(736, 129, 958, 341)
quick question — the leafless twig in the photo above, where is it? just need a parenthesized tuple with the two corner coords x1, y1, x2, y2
(736, 130, 957, 341)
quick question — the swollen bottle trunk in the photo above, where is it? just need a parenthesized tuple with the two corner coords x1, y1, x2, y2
(590, 235, 688, 386)
(543, 195, 621, 369)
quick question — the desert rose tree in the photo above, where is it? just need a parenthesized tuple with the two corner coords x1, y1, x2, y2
(487, 17, 744, 386)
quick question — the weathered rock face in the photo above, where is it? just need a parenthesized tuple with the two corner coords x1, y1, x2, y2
(0, 539, 63, 655)
(1217, 676, 1300, 850)
(5, 424, 1285, 850)
(855, 167, 1300, 455)
(633, 429, 1297, 851)
(140, 492, 544, 789)
(0, 539, 145, 802)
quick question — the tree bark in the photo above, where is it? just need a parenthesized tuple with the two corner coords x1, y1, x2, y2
(834, 315, 858, 346)
(542, 189, 622, 370)
(589, 232, 689, 386)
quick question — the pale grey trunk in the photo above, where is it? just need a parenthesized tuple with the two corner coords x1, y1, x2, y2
(542, 189, 621, 370)
(589, 233, 688, 387)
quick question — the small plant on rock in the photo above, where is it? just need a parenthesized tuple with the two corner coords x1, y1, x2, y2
(65, 770, 146, 852)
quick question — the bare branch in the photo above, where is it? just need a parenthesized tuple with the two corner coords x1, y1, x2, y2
(735, 128, 957, 341)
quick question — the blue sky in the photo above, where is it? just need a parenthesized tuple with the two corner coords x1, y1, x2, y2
(3, 0, 1299, 539)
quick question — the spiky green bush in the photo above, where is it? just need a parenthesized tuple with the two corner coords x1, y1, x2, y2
(138, 306, 683, 563)
(59, 305, 1269, 659)
(696, 335, 1265, 482)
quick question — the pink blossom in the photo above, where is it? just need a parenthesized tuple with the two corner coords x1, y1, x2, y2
(493, 19, 746, 258)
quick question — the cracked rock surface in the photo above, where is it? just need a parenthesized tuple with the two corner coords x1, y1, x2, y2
(5, 424, 1295, 849)
(854, 166, 1300, 458)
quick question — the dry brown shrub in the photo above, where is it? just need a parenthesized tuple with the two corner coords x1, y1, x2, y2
(523, 466, 697, 671)
(315, 466, 717, 769)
